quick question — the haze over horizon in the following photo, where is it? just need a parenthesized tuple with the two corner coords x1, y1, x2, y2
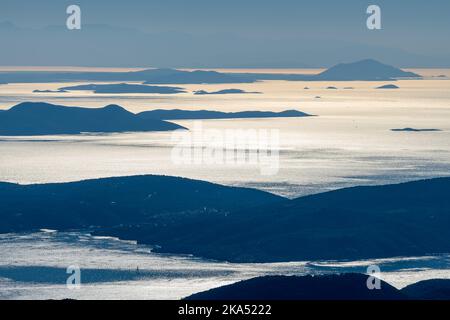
(1, 0, 450, 68)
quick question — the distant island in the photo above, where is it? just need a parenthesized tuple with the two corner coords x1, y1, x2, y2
(186, 274, 450, 300)
(141, 69, 253, 84)
(138, 109, 313, 120)
(0, 102, 184, 136)
(377, 84, 400, 89)
(312, 59, 420, 81)
(193, 89, 261, 95)
(0, 68, 253, 84)
(58, 83, 185, 94)
(33, 89, 68, 93)
(0, 59, 422, 84)
(391, 128, 441, 132)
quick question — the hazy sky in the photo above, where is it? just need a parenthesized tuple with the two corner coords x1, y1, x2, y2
(1, 0, 449, 67)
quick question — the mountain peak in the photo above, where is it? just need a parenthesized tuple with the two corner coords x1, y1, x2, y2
(102, 104, 128, 112)
(317, 59, 421, 80)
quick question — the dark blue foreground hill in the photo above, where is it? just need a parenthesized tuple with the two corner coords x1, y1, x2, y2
(0, 102, 184, 135)
(401, 279, 450, 300)
(2, 174, 449, 263)
(0, 175, 285, 233)
(185, 274, 406, 300)
(98, 177, 450, 262)
(186, 274, 450, 300)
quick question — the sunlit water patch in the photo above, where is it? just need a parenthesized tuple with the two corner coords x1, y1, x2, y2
(0, 231, 449, 300)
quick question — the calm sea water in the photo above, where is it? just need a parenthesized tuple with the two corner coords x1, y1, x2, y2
(0, 69, 449, 299)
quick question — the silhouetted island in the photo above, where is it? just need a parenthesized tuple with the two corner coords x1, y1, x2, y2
(313, 59, 420, 81)
(59, 83, 185, 94)
(33, 89, 68, 93)
(138, 109, 313, 120)
(2, 174, 448, 263)
(0, 175, 284, 233)
(0, 68, 253, 84)
(0, 102, 184, 136)
(141, 69, 253, 84)
(391, 128, 441, 132)
(377, 84, 400, 89)
(193, 89, 261, 95)
(185, 274, 405, 300)
(94, 177, 450, 263)
(0, 60, 422, 84)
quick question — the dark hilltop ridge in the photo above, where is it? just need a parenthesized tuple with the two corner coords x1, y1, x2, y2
(401, 279, 450, 300)
(185, 274, 406, 300)
(0, 175, 284, 234)
(185, 274, 450, 300)
(0, 59, 421, 84)
(1, 175, 449, 263)
(94, 177, 450, 263)
(58, 83, 185, 94)
(0, 102, 184, 136)
(138, 109, 313, 120)
(193, 89, 261, 95)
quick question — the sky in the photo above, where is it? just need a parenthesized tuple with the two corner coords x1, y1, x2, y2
(1, 0, 449, 68)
